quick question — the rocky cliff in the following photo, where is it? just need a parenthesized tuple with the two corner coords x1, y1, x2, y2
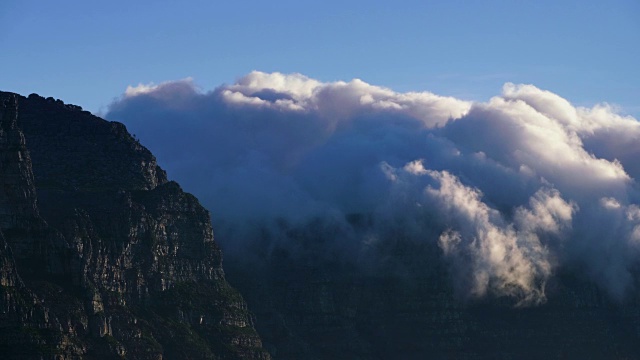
(225, 221, 640, 359)
(0, 92, 270, 359)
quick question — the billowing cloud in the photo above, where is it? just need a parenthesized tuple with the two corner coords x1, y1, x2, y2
(124, 77, 196, 97)
(106, 71, 640, 303)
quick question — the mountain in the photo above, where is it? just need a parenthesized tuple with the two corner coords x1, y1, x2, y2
(0, 92, 270, 359)
(225, 221, 640, 359)
(4, 88, 640, 360)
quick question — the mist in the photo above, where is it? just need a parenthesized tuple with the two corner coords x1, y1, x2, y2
(106, 71, 640, 304)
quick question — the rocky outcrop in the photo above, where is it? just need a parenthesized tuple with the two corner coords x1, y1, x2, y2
(0, 92, 270, 359)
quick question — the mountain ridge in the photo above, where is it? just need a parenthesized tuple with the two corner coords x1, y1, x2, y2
(0, 91, 270, 359)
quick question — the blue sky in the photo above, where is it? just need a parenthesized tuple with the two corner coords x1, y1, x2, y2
(1, 0, 638, 116)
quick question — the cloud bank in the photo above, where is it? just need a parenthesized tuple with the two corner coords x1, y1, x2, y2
(107, 71, 640, 304)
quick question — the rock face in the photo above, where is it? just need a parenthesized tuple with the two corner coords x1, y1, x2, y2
(0, 92, 270, 359)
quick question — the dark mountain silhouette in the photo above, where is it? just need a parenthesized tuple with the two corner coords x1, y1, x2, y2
(0, 92, 270, 359)
(224, 224, 640, 359)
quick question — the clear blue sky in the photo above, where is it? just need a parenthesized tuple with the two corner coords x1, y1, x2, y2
(1, 0, 638, 116)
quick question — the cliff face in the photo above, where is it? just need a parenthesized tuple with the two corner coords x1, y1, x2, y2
(0, 92, 270, 359)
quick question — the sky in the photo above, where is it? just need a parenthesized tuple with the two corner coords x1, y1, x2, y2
(0, 0, 638, 117)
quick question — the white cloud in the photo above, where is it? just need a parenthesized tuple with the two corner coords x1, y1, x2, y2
(426, 171, 572, 305)
(107, 72, 640, 303)
(124, 77, 195, 98)
(601, 197, 621, 210)
(219, 71, 472, 126)
(403, 159, 428, 176)
(125, 82, 159, 97)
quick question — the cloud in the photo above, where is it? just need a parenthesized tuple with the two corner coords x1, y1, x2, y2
(106, 71, 640, 303)
(124, 77, 196, 97)
(429, 171, 556, 305)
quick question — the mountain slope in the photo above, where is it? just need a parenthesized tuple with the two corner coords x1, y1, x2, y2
(0, 92, 270, 359)
(225, 221, 640, 359)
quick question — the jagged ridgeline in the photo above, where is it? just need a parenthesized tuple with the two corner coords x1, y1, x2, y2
(0, 92, 270, 359)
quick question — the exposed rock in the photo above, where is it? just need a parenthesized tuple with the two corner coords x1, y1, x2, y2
(0, 92, 270, 359)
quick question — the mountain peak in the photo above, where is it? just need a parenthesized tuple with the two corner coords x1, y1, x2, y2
(0, 91, 269, 359)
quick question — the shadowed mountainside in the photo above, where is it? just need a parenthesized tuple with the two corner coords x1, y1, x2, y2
(0, 92, 270, 359)
(224, 224, 640, 359)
